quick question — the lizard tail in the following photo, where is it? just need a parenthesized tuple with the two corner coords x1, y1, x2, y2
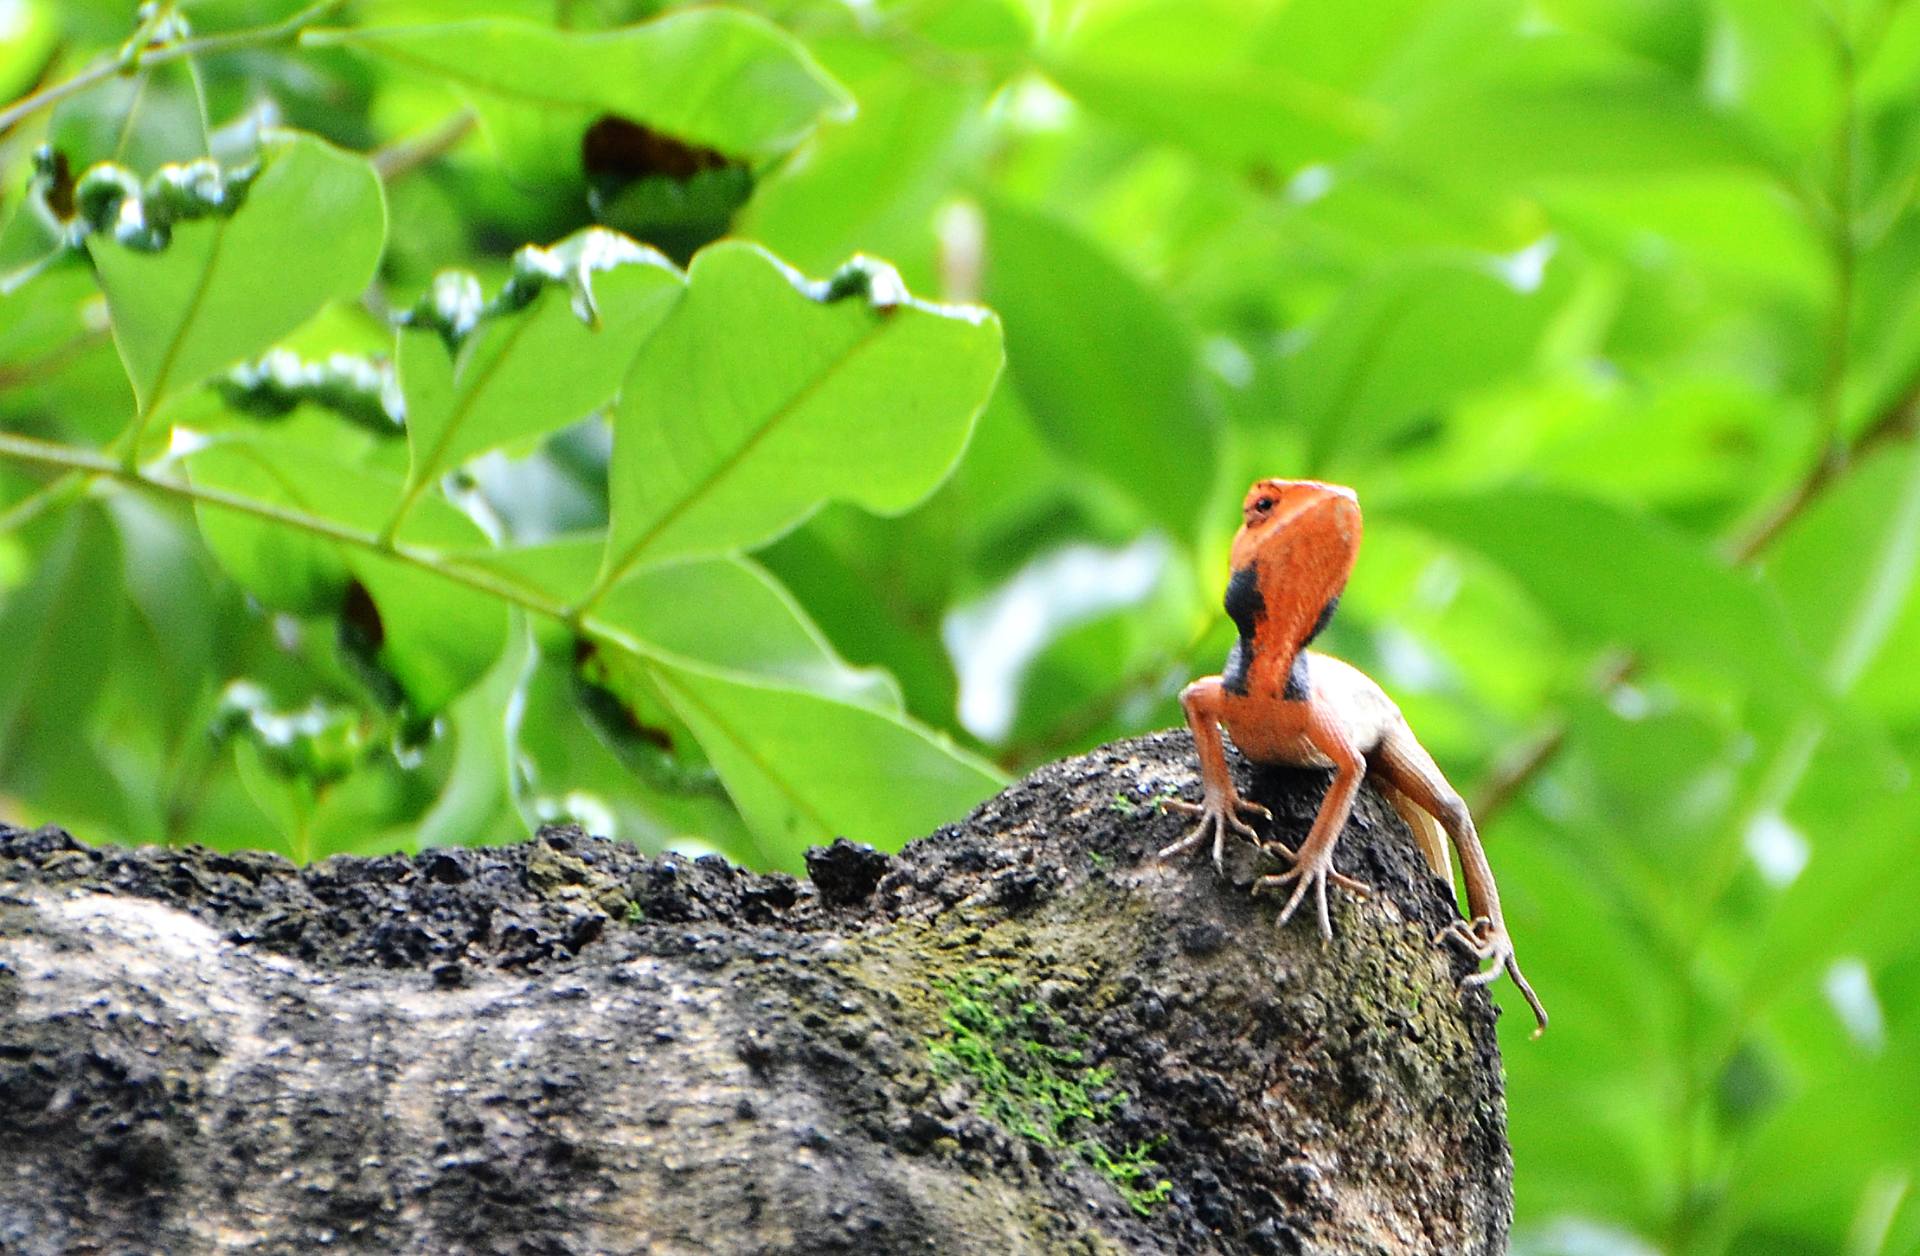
(1379, 780, 1454, 891)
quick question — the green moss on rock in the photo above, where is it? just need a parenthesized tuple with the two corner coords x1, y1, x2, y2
(928, 968, 1171, 1215)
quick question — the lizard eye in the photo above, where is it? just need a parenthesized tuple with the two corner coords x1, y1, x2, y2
(1254, 496, 1274, 513)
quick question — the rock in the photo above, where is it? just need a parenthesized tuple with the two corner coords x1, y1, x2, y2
(0, 732, 1511, 1254)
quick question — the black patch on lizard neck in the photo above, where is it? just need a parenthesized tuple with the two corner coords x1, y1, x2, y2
(1283, 651, 1311, 702)
(1222, 638, 1252, 696)
(1223, 564, 1264, 636)
(1221, 565, 1265, 696)
(1304, 592, 1341, 645)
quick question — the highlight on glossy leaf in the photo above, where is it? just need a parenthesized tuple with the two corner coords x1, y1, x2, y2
(217, 349, 404, 436)
(30, 146, 261, 255)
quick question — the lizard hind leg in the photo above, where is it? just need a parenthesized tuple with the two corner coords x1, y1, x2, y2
(1375, 727, 1549, 1035)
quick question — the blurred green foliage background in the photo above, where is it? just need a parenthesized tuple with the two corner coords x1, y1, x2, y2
(3, 0, 1919, 1251)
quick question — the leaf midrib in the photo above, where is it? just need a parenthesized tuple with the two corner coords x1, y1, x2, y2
(647, 663, 820, 867)
(412, 302, 540, 487)
(140, 215, 233, 412)
(605, 316, 891, 583)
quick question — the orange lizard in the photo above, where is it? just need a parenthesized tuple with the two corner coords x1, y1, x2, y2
(1160, 478, 1548, 1034)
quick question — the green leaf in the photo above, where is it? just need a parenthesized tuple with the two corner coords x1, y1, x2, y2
(456, 533, 603, 607)
(314, 10, 853, 164)
(462, 537, 908, 718)
(649, 660, 1004, 870)
(416, 622, 535, 850)
(399, 230, 684, 498)
(743, 65, 985, 277)
(1288, 255, 1561, 472)
(182, 439, 358, 611)
(480, 537, 994, 863)
(594, 555, 904, 712)
(983, 202, 1216, 538)
(0, 0, 57, 104)
(90, 130, 386, 416)
(1048, 0, 1388, 170)
(601, 242, 1002, 580)
(185, 439, 507, 713)
(1380, 488, 1815, 697)
(232, 737, 317, 862)
(0, 508, 123, 778)
(355, 553, 509, 716)
(1385, 30, 1766, 185)
(1765, 444, 1920, 709)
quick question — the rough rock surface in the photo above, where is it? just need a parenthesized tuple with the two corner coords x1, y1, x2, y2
(0, 731, 1513, 1254)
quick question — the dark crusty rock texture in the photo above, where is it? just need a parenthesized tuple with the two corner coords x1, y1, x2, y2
(0, 731, 1512, 1254)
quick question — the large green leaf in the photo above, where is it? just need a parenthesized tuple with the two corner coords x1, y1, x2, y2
(90, 131, 385, 416)
(1289, 255, 1562, 471)
(601, 241, 1002, 581)
(181, 440, 359, 612)
(1385, 30, 1767, 185)
(185, 439, 507, 713)
(313, 10, 852, 164)
(983, 201, 1216, 538)
(399, 231, 684, 498)
(649, 660, 1004, 869)
(1047, 0, 1389, 170)
(1381, 488, 1816, 697)
(596, 556, 903, 713)
(487, 539, 997, 864)
(464, 537, 904, 711)
(0, 508, 123, 778)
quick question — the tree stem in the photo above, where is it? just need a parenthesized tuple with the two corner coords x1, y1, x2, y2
(0, 430, 575, 625)
(0, 0, 349, 135)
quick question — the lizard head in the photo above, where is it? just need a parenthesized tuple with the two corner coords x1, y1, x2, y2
(1227, 479, 1362, 648)
(1230, 479, 1360, 568)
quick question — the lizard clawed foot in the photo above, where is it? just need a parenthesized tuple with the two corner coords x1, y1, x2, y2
(1158, 794, 1273, 872)
(1254, 848, 1371, 941)
(1436, 916, 1550, 1037)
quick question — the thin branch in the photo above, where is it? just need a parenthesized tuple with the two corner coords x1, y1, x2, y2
(0, 430, 570, 623)
(1470, 651, 1634, 819)
(0, 0, 348, 136)
(0, 57, 130, 137)
(371, 109, 478, 183)
(1725, 372, 1920, 563)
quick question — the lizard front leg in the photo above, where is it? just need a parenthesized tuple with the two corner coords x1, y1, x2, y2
(1254, 701, 1371, 940)
(1159, 676, 1273, 871)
